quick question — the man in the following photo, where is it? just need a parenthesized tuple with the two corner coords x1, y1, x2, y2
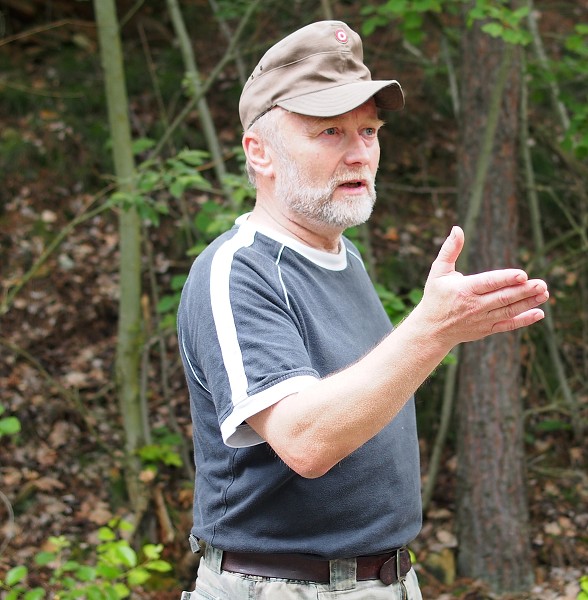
(177, 20, 549, 599)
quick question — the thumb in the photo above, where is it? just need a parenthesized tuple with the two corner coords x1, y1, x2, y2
(430, 226, 464, 278)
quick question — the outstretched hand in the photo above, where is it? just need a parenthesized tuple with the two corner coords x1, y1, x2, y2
(419, 226, 549, 346)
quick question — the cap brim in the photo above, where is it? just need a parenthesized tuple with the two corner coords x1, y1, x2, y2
(276, 80, 404, 118)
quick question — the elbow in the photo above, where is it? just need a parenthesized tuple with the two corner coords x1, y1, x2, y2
(281, 447, 334, 479)
(292, 462, 330, 479)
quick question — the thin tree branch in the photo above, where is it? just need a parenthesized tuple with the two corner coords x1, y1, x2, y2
(520, 54, 582, 440)
(148, 0, 262, 160)
(526, 0, 570, 131)
(208, 0, 247, 86)
(441, 33, 460, 119)
(0, 19, 94, 48)
(166, 0, 232, 204)
(320, 0, 334, 20)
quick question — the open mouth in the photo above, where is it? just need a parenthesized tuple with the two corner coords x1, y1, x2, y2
(340, 181, 364, 188)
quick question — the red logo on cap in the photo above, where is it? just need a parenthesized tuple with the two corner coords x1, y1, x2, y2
(335, 28, 348, 44)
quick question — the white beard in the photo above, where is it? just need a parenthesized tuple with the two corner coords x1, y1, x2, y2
(274, 157, 377, 230)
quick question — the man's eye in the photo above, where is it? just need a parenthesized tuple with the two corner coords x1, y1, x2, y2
(365, 127, 377, 136)
(324, 127, 337, 136)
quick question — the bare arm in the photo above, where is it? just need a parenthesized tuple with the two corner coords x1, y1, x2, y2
(247, 226, 549, 478)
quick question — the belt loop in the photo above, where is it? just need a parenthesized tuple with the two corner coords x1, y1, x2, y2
(397, 548, 407, 583)
(329, 557, 356, 591)
(204, 544, 223, 574)
(397, 548, 408, 600)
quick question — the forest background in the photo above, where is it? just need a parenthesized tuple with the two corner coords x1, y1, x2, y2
(0, 0, 587, 598)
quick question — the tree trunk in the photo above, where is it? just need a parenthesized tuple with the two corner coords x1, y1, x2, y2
(93, 0, 149, 516)
(455, 12, 534, 593)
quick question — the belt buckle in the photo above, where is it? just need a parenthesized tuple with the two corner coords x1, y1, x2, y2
(379, 548, 406, 586)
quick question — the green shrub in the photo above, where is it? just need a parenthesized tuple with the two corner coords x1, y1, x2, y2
(0, 520, 172, 599)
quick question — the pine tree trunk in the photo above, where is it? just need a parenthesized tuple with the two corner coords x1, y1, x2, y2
(455, 13, 534, 593)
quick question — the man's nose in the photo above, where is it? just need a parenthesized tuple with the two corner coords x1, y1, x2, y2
(343, 133, 372, 165)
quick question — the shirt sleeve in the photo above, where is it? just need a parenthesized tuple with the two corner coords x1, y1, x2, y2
(202, 239, 319, 448)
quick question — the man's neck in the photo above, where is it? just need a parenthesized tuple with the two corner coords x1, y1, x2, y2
(248, 203, 342, 254)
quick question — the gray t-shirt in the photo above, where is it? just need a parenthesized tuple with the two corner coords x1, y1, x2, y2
(177, 216, 422, 558)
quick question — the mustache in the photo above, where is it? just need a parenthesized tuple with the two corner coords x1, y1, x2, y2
(328, 169, 376, 190)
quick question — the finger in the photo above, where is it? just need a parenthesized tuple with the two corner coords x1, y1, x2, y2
(491, 308, 545, 334)
(482, 279, 549, 312)
(466, 269, 536, 296)
(487, 287, 550, 322)
(429, 226, 464, 278)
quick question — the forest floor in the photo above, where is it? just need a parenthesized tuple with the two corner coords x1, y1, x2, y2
(1, 4, 588, 599)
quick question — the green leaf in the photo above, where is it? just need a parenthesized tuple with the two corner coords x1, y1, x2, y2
(6, 565, 28, 586)
(113, 582, 131, 599)
(137, 170, 161, 193)
(156, 294, 178, 314)
(114, 544, 137, 568)
(170, 179, 186, 199)
(163, 451, 182, 467)
(62, 559, 82, 572)
(34, 551, 57, 566)
(177, 149, 209, 166)
(127, 567, 150, 586)
(98, 527, 117, 542)
(24, 588, 45, 600)
(404, 11, 423, 29)
(171, 274, 188, 290)
(48, 535, 69, 551)
(535, 419, 572, 432)
(118, 520, 135, 533)
(511, 6, 530, 20)
(361, 16, 387, 37)
(442, 352, 458, 366)
(75, 565, 97, 582)
(96, 564, 120, 580)
(142, 544, 162, 560)
(85, 586, 104, 600)
(132, 137, 156, 155)
(408, 288, 423, 305)
(145, 559, 172, 572)
(187, 242, 208, 257)
(482, 22, 504, 39)
(57, 574, 77, 589)
(0, 416, 21, 436)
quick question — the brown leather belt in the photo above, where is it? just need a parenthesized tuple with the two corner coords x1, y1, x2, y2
(221, 548, 411, 585)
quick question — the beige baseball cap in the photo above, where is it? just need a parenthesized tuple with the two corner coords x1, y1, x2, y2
(239, 20, 404, 130)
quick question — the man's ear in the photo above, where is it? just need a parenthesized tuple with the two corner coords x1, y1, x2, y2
(242, 132, 274, 178)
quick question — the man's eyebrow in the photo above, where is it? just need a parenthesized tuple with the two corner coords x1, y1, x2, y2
(302, 116, 386, 131)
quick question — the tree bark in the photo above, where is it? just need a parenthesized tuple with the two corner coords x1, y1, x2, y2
(93, 0, 149, 516)
(455, 11, 534, 593)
